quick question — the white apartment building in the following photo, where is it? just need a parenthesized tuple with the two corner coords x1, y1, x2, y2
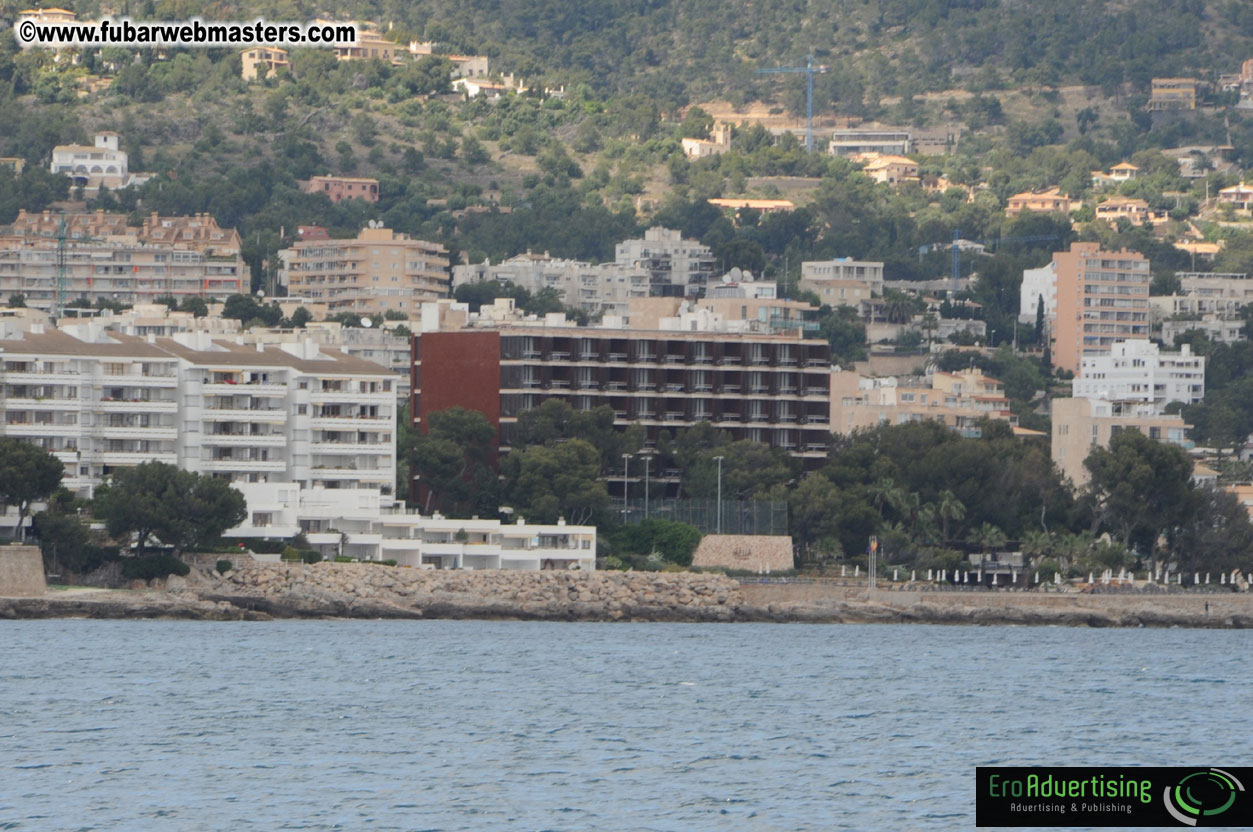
(0, 325, 396, 498)
(228, 482, 596, 569)
(50, 132, 151, 193)
(1019, 261, 1058, 323)
(1150, 272, 1253, 327)
(453, 252, 649, 317)
(614, 227, 717, 297)
(798, 259, 885, 308)
(1072, 340, 1205, 411)
(1160, 315, 1246, 346)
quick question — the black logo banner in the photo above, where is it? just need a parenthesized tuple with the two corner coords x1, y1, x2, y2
(976, 766, 1252, 827)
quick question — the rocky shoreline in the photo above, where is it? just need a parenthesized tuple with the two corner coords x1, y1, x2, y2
(1, 562, 1250, 627)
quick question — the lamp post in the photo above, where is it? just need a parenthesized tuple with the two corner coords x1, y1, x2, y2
(642, 454, 651, 521)
(714, 455, 725, 533)
(622, 453, 631, 519)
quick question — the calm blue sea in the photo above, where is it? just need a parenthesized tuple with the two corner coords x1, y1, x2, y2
(0, 621, 1248, 831)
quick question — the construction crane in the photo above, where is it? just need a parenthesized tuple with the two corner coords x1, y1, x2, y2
(53, 212, 98, 319)
(757, 55, 829, 153)
(919, 230, 1060, 295)
(54, 212, 68, 319)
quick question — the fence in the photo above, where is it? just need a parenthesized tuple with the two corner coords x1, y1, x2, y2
(618, 499, 788, 536)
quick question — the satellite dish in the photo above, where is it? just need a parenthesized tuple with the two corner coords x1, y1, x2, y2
(361, 317, 373, 328)
(743, 270, 753, 281)
(727, 267, 742, 283)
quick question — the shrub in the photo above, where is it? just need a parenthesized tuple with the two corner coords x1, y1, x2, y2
(122, 554, 191, 581)
(379, 559, 397, 566)
(215, 559, 233, 574)
(301, 551, 323, 564)
(334, 556, 356, 563)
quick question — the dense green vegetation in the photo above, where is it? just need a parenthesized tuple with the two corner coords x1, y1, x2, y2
(410, 402, 1253, 575)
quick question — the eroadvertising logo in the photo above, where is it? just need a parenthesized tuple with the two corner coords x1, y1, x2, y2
(976, 767, 1251, 827)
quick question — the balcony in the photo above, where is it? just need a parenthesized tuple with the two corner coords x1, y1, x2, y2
(311, 441, 389, 455)
(200, 458, 286, 471)
(3, 371, 83, 384)
(2, 422, 79, 436)
(306, 532, 343, 546)
(100, 426, 179, 441)
(88, 451, 178, 466)
(204, 408, 287, 423)
(804, 386, 829, 397)
(98, 375, 178, 388)
(310, 415, 389, 430)
(95, 399, 178, 413)
(5, 396, 82, 411)
(202, 433, 288, 447)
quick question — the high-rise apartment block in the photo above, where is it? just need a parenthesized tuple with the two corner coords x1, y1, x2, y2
(1072, 340, 1205, 412)
(0, 211, 246, 310)
(1051, 396, 1191, 487)
(279, 227, 449, 315)
(1051, 242, 1150, 376)
(413, 327, 832, 461)
(614, 227, 716, 297)
(0, 325, 397, 497)
(453, 252, 649, 317)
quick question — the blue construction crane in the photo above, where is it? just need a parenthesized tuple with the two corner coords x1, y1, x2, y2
(757, 55, 829, 153)
(919, 230, 1060, 295)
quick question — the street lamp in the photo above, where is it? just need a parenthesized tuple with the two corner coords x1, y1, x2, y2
(642, 454, 651, 521)
(622, 453, 631, 518)
(714, 455, 725, 534)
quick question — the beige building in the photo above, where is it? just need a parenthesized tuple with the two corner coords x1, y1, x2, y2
(1051, 396, 1191, 487)
(303, 175, 380, 203)
(241, 47, 289, 80)
(1148, 78, 1199, 111)
(1095, 196, 1166, 226)
(1218, 182, 1253, 211)
(1091, 162, 1140, 188)
(1006, 187, 1072, 216)
(335, 30, 400, 62)
(1052, 242, 1151, 375)
(681, 124, 732, 159)
(829, 368, 1016, 437)
(1, 211, 246, 312)
(859, 154, 919, 185)
(280, 227, 449, 315)
(799, 259, 884, 308)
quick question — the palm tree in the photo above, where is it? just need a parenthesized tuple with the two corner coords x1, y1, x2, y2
(1020, 530, 1054, 560)
(935, 489, 965, 543)
(966, 522, 1008, 552)
(871, 477, 904, 519)
(882, 290, 915, 324)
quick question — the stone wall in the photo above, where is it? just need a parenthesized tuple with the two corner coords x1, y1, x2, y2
(0, 545, 46, 597)
(691, 535, 794, 573)
(202, 562, 746, 621)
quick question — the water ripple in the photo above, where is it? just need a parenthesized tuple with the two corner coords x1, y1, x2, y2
(1, 620, 1248, 830)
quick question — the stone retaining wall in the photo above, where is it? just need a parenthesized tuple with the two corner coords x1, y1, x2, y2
(0, 545, 46, 597)
(691, 535, 793, 573)
(202, 562, 746, 621)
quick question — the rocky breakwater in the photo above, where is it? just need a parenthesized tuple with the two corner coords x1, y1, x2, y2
(201, 562, 747, 622)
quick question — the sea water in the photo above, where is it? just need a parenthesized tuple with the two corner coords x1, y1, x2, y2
(1, 620, 1248, 831)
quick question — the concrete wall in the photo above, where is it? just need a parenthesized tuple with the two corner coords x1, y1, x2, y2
(0, 545, 46, 596)
(692, 535, 794, 573)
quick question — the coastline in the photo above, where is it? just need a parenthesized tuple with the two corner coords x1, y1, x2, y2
(2, 562, 1250, 627)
